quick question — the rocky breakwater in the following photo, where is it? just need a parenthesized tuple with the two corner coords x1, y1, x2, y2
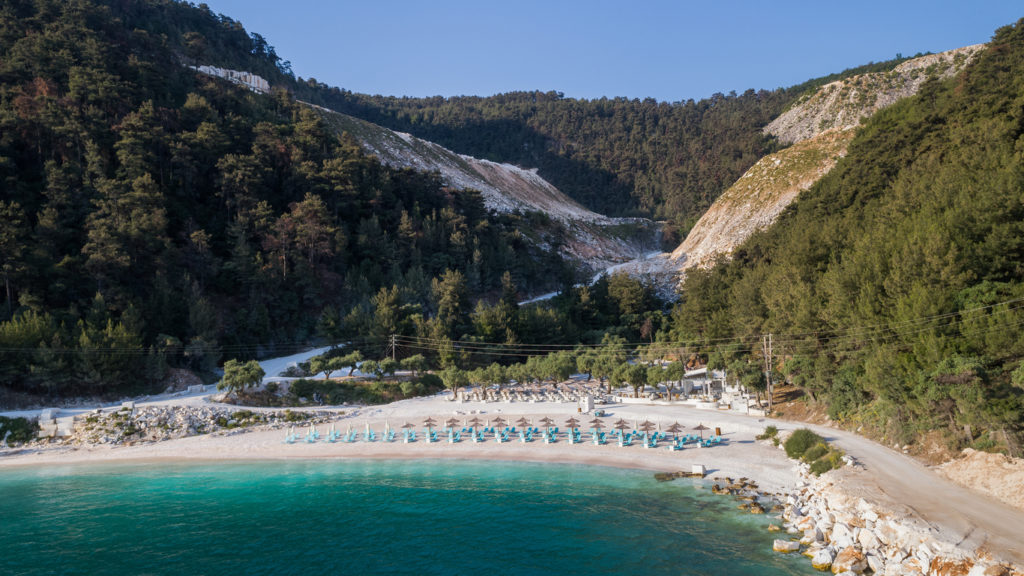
(775, 465, 1021, 575)
(69, 406, 334, 446)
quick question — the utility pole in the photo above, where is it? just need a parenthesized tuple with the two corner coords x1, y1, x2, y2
(391, 334, 396, 362)
(762, 333, 773, 413)
(768, 333, 773, 413)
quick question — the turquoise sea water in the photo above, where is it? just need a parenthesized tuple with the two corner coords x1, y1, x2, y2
(0, 460, 816, 576)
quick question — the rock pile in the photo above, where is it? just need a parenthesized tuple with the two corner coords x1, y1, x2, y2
(67, 406, 332, 446)
(775, 465, 1020, 575)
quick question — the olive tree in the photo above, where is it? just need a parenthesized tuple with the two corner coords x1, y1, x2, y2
(219, 359, 265, 394)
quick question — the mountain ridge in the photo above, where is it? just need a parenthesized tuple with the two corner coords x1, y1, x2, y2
(659, 45, 984, 285)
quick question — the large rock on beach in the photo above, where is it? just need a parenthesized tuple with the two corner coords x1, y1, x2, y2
(801, 526, 823, 544)
(773, 539, 801, 553)
(812, 547, 835, 570)
(832, 547, 867, 574)
(866, 553, 885, 574)
(830, 522, 856, 549)
(857, 527, 881, 552)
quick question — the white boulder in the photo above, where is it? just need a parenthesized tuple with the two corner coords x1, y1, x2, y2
(773, 539, 801, 553)
(811, 547, 835, 570)
(832, 546, 868, 574)
(830, 523, 856, 549)
(857, 528, 881, 552)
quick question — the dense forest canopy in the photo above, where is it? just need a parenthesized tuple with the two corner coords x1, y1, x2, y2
(668, 19, 1024, 454)
(1, 0, 633, 397)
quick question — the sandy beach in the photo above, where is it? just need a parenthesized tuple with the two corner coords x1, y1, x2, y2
(0, 395, 798, 492)
(4, 391, 1023, 568)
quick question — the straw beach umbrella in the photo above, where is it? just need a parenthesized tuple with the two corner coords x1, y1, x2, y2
(445, 417, 460, 431)
(564, 416, 580, 431)
(665, 422, 684, 439)
(468, 416, 483, 430)
(693, 423, 709, 440)
(423, 416, 437, 434)
(639, 420, 656, 433)
(515, 417, 531, 430)
(491, 416, 507, 428)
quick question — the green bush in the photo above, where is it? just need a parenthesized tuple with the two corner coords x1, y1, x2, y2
(417, 374, 444, 393)
(801, 442, 830, 463)
(756, 425, 779, 440)
(809, 450, 845, 476)
(0, 416, 37, 444)
(809, 457, 833, 476)
(283, 410, 311, 423)
(784, 428, 824, 459)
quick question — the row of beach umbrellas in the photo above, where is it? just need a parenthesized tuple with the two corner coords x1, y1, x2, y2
(402, 416, 711, 439)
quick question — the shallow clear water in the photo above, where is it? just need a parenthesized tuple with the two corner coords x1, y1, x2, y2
(0, 460, 815, 575)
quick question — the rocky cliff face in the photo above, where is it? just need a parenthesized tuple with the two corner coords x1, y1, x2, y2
(666, 45, 984, 282)
(670, 129, 855, 270)
(766, 45, 984, 145)
(311, 105, 659, 273)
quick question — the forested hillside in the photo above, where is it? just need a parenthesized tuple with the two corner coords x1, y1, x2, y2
(0, 0, 584, 397)
(670, 20, 1024, 454)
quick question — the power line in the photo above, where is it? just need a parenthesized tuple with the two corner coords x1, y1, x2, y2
(3, 296, 1023, 361)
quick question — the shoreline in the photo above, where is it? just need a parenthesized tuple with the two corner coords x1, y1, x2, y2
(3, 395, 1023, 572)
(0, 415, 797, 493)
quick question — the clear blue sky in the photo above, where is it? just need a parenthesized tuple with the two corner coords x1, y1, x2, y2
(200, 0, 1022, 102)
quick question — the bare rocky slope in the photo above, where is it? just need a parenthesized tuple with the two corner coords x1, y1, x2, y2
(310, 104, 659, 274)
(766, 45, 985, 145)
(662, 45, 984, 283)
(669, 128, 855, 270)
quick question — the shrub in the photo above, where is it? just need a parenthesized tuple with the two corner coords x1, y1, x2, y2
(418, 373, 444, 393)
(756, 425, 779, 440)
(280, 365, 308, 378)
(809, 450, 845, 476)
(283, 410, 311, 423)
(231, 410, 254, 421)
(784, 428, 824, 459)
(0, 416, 38, 444)
(801, 442, 830, 463)
(399, 380, 420, 397)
